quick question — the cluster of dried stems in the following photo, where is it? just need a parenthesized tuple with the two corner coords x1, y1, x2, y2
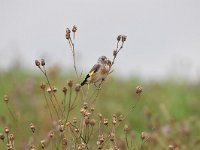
(0, 25, 150, 150)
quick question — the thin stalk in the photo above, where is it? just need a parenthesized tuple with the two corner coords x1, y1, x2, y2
(6, 133, 9, 144)
(63, 93, 67, 113)
(43, 91, 53, 120)
(6, 104, 16, 122)
(40, 67, 63, 116)
(125, 132, 129, 150)
(70, 93, 79, 111)
(68, 37, 79, 80)
(48, 93, 59, 119)
(66, 87, 72, 122)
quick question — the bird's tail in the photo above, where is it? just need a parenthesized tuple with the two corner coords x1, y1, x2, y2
(81, 79, 87, 86)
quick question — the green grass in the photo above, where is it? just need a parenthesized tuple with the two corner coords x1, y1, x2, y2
(0, 68, 200, 149)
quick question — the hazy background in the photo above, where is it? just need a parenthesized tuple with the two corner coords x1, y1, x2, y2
(1, 0, 200, 80)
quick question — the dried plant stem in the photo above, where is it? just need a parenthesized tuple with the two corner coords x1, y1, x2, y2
(124, 97, 140, 121)
(111, 42, 124, 68)
(6, 133, 9, 144)
(139, 128, 154, 150)
(79, 136, 89, 150)
(139, 135, 151, 150)
(114, 97, 140, 131)
(66, 87, 72, 122)
(10, 140, 14, 148)
(95, 97, 140, 149)
(63, 93, 67, 113)
(70, 93, 79, 110)
(87, 126, 93, 143)
(68, 37, 79, 80)
(68, 123, 90, 149)
(40, 67, 63, 116)
(125, 132, 129, 150)
(6, 104, 17, 122)
(50, 138, 53, 150)
(43, 91, 53, 121)
(48, 94, 59, 119)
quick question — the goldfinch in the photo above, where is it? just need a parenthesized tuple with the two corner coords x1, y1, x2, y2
(81, 56, 111, 86)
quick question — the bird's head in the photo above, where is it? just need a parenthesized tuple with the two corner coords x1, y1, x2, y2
(97, 56, 107, 64)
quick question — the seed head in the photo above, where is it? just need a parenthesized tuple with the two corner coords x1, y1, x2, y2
(6, 144, 12, 150)
(72, 25, 77, 33)
(4, 127, 9, 134)
(59, 124, 65, 132)
(29, 144, 36, 150)
(168, 144, 175, 150)
(30, 123, 35, 133)
(85, 117, 90, 125)
(141, 132, 146, 140)
(40, 82, 46, 90)
(53, 87, 57, 93)
(75, 84, 81, 92)
(67, 80, 73, 87)
(65, 122, 70, 127)
(78, 143, 86, 150)
(98, 135, 105, 143)
(98, 113, 103, 120)
(58, 119, 63, 124)
(35, 59, 40, 67)
(112, 114, 117, 125)
(40, 59, 45, 66)
(83, 102, 88, 109)
(9, 133, 14, 141)
(124, 124, 129, 133)
(117, 35, 122, 42)
(46, 87, 51, 93)
(62, 86, 68, 94)
(0, 133, 4, 141)
(122, 35, 127, 42)
(85, 111, 91, 117)
(136, 85, 143, 96)
(77, 144, 82, 150)
(103, 118, 108, 125)
(75, 128, 80, 133)
(62, 137, 67, 146)
(3, 95, 9, 103)
(49, 130, 54, 138)
(119, 114, 124, 122)
(89, 119, 96, 126)
(80, 108, 86, 115)
(40, 140, 45, 149)
(73, 117, 77, 124)
(65, 28, 71, 39)
(113, 49, 118, 57)
(97, 144, 103, 149)
(90, 107, 95, 112)
(110, 132, 115, 141)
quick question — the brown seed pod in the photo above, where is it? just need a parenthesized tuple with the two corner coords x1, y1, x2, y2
(41, 59, 45, 66)
(67, 80, 73, 87)
(136, 85, 143, 96)
(75, 84, 81, 92)
(35, 59, 40, 67)
(72, 25, 77, 33)
(3, 95, 9, 103)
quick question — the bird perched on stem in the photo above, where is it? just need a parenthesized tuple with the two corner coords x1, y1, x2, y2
(81, 56, 111, 88)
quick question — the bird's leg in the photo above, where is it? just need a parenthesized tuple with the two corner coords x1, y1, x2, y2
(97, 79, 105, 90)
(94, 83, 101, 90)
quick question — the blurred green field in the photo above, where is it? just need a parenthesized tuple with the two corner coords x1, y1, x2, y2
(0, 67, 200, 149)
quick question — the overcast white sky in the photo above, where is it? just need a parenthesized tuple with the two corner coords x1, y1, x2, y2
(0, 0, 200, 80)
